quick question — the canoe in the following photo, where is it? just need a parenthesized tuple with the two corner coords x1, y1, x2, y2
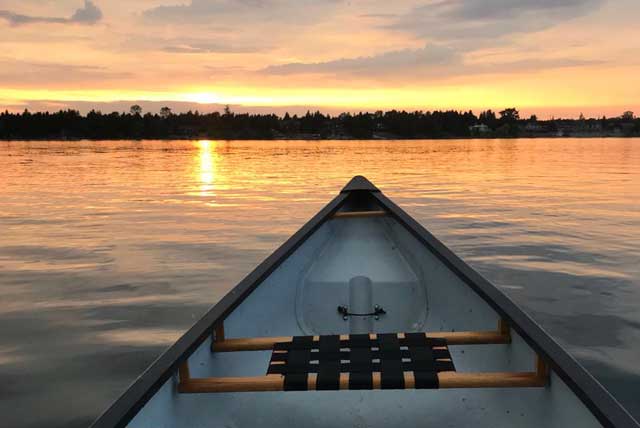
(91, 176, 638, 428)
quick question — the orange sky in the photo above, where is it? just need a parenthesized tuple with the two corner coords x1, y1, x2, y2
(1, 0, 639, 118)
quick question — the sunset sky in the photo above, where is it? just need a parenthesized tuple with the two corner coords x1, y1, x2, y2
(1, 0, 639, 117)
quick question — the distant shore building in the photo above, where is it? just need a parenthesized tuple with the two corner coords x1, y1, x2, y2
(524, 122, 544, 132)
(469, 124, 490, 134)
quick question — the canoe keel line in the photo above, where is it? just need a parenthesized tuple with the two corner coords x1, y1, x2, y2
(91, 176, 639, 428)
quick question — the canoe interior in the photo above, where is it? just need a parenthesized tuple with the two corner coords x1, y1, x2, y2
(125, 191, 603, 428)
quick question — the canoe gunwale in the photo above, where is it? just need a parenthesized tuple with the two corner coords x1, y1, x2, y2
(90, 176, 639, 428)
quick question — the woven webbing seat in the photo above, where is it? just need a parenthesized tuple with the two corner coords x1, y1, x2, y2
(267, 333, 455, 391)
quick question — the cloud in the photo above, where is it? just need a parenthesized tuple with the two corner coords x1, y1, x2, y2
(70, 0, 103, 24)
(260, 43, 602, 81)
(445, 0, 601, 20)
(262, 44, 459, 77)
(143, 0, 343, 25)
(0, 10, 67, 25)
(386, 0, 605, 41)
(161, 41, 269, 54)
(0, 1, 102, 26)
(472, 57, 605, 73)
(359, 13, 398, 19)
(111, 31, 270, 55)
(0, 60, 130, 86)
(139, 1, 343, 55)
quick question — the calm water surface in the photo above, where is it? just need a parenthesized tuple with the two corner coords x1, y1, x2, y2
(1, 139, 639, 427)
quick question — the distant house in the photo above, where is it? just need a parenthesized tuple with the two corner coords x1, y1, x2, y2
(469, 124, 490, 134)
(524, 122, 543, 132)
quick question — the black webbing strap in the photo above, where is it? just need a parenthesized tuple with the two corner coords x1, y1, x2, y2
(405, 332, 439, 388)
(348, 334, 373, 389)
(378, 333, 404, 389)
(317, 335, 340, 390)
(283, 336, 313, 390)
(270, 333, 453, 391)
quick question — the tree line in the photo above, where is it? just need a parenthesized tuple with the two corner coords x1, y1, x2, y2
(0, 106, 638, 140)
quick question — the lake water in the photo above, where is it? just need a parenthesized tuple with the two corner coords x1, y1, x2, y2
(1, 139, 639, 427)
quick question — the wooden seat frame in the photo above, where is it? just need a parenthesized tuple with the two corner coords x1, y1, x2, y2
(177, 320, 551, 393)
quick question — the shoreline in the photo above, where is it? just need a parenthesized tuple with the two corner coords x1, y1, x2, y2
(2, 135, 639, 142)
(3, 109, 638, 141)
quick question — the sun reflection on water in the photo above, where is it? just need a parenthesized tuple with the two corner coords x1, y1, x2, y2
(195, 140, 217, 196)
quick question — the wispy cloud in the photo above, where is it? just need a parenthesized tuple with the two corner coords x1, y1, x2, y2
(359, 13, 398, 19)
(0, 1, 102, 26)
(110, 32, 271, 55)
(261, 44, 603, 81)
(446, 0, 602, 20)
(385, 0, 605, 41)
(262, 44, 459, 77)
(143, 0, 343, 25)
(0, 10, 67, 25)
(0, 60, 129, 85)
(161, 41, 270, 54)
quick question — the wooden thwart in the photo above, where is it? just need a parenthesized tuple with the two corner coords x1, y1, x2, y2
(333, 211, 387, 219)
(213, 330, 510, 352)
(178, 371, 546, 394)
